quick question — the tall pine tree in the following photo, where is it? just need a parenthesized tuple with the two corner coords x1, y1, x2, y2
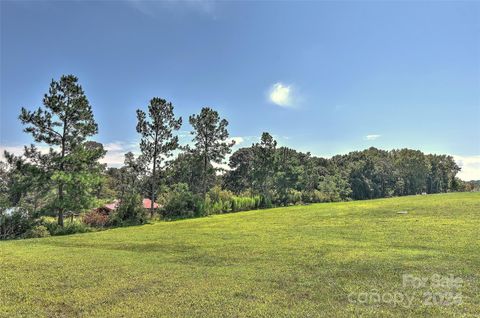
(189, 107, 234, 198)
(19, 75, 100, 226)
(252, 132, 277, 206)
(136, 98, 182, 217)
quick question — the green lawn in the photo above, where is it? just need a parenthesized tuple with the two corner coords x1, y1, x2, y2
(1, 193, 479, 317)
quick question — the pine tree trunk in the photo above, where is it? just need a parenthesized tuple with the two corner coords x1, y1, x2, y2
(58, 126, 66, 227)
(58, 183, 64, 227)
(203, 152, 207, 199)
(151, 160, 156, 218)
(151, 133, 158, 218)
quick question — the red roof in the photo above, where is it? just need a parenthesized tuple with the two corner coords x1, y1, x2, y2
(142, 198, 159, 209)
(102, 198, 158, 211)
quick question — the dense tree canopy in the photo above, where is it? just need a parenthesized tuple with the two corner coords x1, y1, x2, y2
(224, 141, 463, 204)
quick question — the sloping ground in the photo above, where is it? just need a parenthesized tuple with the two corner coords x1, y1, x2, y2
(1, 193, 479, 317)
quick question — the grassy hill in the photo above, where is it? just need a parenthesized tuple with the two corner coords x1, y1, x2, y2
(1, 193, 479, 317)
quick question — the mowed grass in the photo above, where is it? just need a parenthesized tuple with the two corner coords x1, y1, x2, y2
(1, 193, 479, 317)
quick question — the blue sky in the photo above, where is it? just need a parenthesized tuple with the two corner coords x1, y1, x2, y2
(1, 1, 479, 179)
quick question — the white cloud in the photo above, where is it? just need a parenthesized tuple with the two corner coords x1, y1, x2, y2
(0, 145, 52, 158)
(103, 142, 126, 152)
(0, 145, 25, 158)
(1, 141, 140, 168)
(453, 155, 480, 181)
(365, 134, 381, 141)
(211, 161, 230, 172)
(100, 141, 140, 167)
(229, 136, 244, 145)
(269, 82, 294, 107)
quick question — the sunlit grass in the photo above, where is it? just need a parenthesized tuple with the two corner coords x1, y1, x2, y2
(1, 193, 479, 317)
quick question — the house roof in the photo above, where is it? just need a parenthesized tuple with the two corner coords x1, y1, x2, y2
(101, 198, 158, 211)
(142, 198, 159, 209)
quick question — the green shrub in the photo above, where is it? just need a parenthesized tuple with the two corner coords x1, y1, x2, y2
(301, 190, 314, 203)
(24, 225, 50, 238)
(40, 216, 59, 235)
(110, 193, 147, 226)
(0, 208, 33, 240)
(287, 189, 303, 205)
(208, 186, 233, 205)
(163, 184, 197, 219)
(317, 175, 351, 202)
(164, 184, 261, 219)
(56, 221, 92, 235)
(193, 196, 207, 217)
(209, 199, 225, 215)
(230, 195, 261, 212)
(40, 217, 92, 236)
(201, 186, 234, 215)
(259, 195, 273, 208)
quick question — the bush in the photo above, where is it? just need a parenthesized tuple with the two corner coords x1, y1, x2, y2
(40, 216, 92, 236)
(287, 189, 303, 205)
(83, 210, 109, 228)
(205, 196, 229, 215)
(0, 207, 33, 240)
(192, 195, 207, 217)
(208, 186, 233, 206)
(259, 195, 273, 208)
(40, 216, 59, 234)
(162, 184, 262, 219)
(110, 193, 147, 226)
(55, 221, 92, 235)
(24, 225, 50, 238)
(203, 187, 263, 215)
(163, 183, 197, 219)
(230, 195, 261, 212)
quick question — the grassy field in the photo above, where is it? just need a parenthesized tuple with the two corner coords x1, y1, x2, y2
(1, 193, 479, 317)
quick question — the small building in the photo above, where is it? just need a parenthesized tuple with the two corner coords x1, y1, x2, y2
(142, 198, 159, 209)
(95, 198, 159, 215)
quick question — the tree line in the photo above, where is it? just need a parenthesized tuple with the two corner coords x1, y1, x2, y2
(0, 75, 476, 238)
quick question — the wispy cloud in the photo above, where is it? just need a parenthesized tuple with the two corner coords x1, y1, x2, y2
(269, 82, 297, 108)
(101, 141, 140, 167)
(0, 144, 52, 158)
(365, 134, 381, 141)
(1, 145, 25, 158)
(0, 142, 140, 168)
(229, 136, 244, 146)
(453, 155, 480, 181)
(177, 130, 191, 138)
